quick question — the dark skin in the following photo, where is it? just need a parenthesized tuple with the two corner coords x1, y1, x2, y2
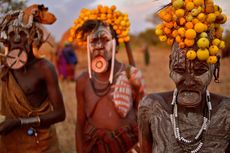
(75, 24, 143, 153)
(0, 28, 66, 135)
(139, 43, 230, 153)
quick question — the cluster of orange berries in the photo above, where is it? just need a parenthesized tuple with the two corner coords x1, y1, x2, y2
(155, 0, 227, 64)
(69, 5, 131, 46)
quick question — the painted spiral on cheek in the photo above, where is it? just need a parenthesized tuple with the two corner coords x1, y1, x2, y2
(91, 56, 108, 73)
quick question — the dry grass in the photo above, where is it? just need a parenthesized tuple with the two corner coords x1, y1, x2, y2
(56, 46, 230, 153)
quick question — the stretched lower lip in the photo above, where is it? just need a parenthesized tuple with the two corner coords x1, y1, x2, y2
(179, 89, 200, 94)
(177, 90, 201, 107)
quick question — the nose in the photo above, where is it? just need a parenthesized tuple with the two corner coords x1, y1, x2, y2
(95, 40, 103, 49)
(183, 75, 196, 86)
(14, 33, 21, 43)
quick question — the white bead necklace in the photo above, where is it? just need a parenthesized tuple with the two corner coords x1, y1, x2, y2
(170, 89, 212, 153)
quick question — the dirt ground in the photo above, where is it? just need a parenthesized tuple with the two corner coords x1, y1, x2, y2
(56, 46, 230, 153)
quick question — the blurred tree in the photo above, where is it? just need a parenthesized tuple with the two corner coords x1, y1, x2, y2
(0, 0, 27, 14)
(138, 28, 161, 45)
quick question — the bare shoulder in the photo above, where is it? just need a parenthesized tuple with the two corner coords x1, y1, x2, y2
(76, 70, 88, 83)
(34, 58, 56, 73)
(75, 70, 89, 91)
(210, 93, 230, 111)
(139, 91, 172, 111)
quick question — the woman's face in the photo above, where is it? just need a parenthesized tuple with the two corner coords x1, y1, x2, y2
(170, 43, 214, 107)
(88, 24, 114, 73)
(88, 24, 113, 61)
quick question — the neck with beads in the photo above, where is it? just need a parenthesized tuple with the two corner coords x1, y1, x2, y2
(170, 89, 212, 153)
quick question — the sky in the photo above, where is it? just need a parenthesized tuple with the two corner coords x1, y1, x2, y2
(27, 0, 230, 42)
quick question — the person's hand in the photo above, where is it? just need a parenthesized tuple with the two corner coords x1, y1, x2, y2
(129, 77, 144, 104)
(0, 118, 20, 135)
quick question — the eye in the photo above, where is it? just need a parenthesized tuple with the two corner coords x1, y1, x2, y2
(19, 31, 27, 37)
(173, 67, 186, 75)
(90, 38, 97, 44)
(194, 68, 208, 76)
(8, 31, 15, 38)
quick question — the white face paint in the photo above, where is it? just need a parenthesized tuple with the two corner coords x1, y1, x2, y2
(169, 43, 214, 107)
(88, 24, 114, 73)
(4, 24, 30, 69)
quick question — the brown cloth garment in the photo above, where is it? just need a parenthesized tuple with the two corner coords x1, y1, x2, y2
(0, 71, 60, 153)
(83, 122, 140, 153)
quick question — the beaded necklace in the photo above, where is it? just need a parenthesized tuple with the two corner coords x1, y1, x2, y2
(170, 89, 212, 153)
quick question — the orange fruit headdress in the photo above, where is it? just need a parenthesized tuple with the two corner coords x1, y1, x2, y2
(155, 0, 227, 64)
(69, 5, 130, 46)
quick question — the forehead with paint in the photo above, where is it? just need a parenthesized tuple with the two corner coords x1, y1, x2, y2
(169, 43, 214, 107)
(7, 23, 29, 45)
(88, 23, 113, 48)
(170, 43, 214, 76)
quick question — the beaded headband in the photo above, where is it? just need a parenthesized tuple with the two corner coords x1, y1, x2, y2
(69, 5, 131, 46)
(155, 0, 227, 64)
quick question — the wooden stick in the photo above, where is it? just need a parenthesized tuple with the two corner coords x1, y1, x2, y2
(124, 41, 135, 67)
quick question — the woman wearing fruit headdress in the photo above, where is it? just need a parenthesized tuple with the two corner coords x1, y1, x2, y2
(71, 5, 145, 153)
(138, 0, 230, 153)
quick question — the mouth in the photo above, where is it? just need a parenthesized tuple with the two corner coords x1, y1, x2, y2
(91, 55, 108, 73)
(177, 90, 201, 108)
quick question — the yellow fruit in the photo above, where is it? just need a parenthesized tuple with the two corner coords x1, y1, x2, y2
(186, 14, 194, 22)
(220, 14, 227, 24)
(172, 30, 178, 38)
(193, 0, 204, 6)
(165, 22, 174, 29)
(155, 29, 163, 35)
(173, 0, 184, 9)
(186, 2, 195, 11)
(178, 27, 185, 37)
(185, 29, 197, 39)
(167, 38, 174, 46)
(159, 35, 167, 42)
(118, 38, 124, 43)
(207, 56, 218, 64)
(215, 27, 223, 38)
(186, 50, 197, 60)
(197, 13, 206, 22)
(219, 41, 225, 49)
(175, 35, 182, 43)
(184, 38, 195, 47)
(199, 32, 208, 38)
(197, 48, 209, 60)
(197, 37, 210, 49)
(212, 38, 221, 46)
(179, 17, 186, 25)
(209, 45, 219, 55)
(203, 24, 208, 31)
(175, 9, 185, 18)
(205, 0, 215, 13)
(124, 36, 130, 42)
(159, 11, 172, 22)
(163, 27, 172, 35)
(194, 22, 205, 33)
(156, 24, 163, 29)
(179, 42, 185, 49)
(111, 5, 116, 11)
(191, 8, 199, 16)
(207, 13, 216, 23)
(185, 22, 194, 29)
(192, 18, 199, 25)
